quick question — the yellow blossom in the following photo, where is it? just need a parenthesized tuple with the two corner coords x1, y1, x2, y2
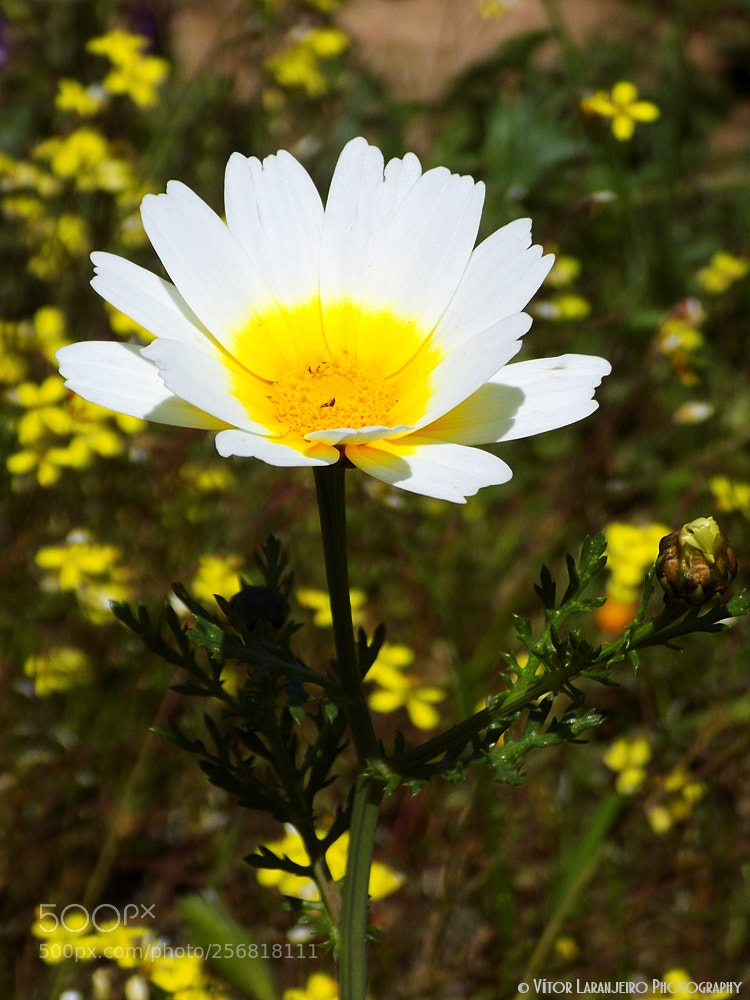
(33, 306, 69, 361)
(545, 255, 582, 289)
(367, 643, 445, 731)
(645, 766, 705, 834)
(534, 294, 591, 322)
(33, 129, 133, 192)
(265, 27, 348, 97)
(150, 953, 208, 995)
(180, 462, 236, 493)
(477, 0, 516, 17)
(256, 825, 403, 902)
(553, 936, 580, 962)
(56, 212, 91, 255)
(710, 475, 750, 518)
(603, 735, 651, 795)
(696, 251, 750, 294)
(55, 78, 106, 116)
(284, 972, 339, 1000)
(600, 521, 672, 605)
(581, 81, 660, 141)
(655, 299, 705, 385)
(35, 531, 131, 621)
(191, 554, 244, 605)
(297, 586, 366, 627)
(87, 30, 169, 108)
(24, 646, 93, 695)
(12, 376, 73, 443)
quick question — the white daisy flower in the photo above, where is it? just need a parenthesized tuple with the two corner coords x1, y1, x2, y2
(57, 137, 610, 503)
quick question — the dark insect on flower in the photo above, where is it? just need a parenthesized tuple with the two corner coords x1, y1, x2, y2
(656, 516, 738, 606)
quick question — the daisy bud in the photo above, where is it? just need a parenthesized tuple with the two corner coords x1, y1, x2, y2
(656, 516, 738, 605)
(228, 585, 289, 629)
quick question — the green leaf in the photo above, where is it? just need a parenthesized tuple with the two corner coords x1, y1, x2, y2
(187, 616, 226, 657)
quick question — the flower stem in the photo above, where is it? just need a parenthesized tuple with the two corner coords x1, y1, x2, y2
(313, 464, 383, 1000)
(313, 465, 379, 764)
(339, 774, 384, 1000)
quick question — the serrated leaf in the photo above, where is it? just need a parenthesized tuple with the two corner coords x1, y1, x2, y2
(725, 589, 750, 617)
(288, 704, 306, 725)
(513, 614, 532, 642)
(534, 564, 557, 609)
(187, 616, 226, 656)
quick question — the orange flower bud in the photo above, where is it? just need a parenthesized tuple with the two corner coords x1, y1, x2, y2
(656, 517, 738, 605)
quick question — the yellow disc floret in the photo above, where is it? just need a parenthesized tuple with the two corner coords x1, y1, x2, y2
(268, 357, 399, 435)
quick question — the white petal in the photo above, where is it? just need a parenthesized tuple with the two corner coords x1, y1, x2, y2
(56, 342, 225, 428)
(141, 339, 272, 435)
(319, 138, 422, 310)
(360, 166, 484, 333)
(305, 424, 414, 445)
(420, 354, 612, 445)
(347, 439, 512, 503)
(224, 149, 324, 304)
(141, 181, 275, 346)
(215, 429, 338, 467)
(432, 227, 553, 353)
(395, 313, 529, 429)
(91, 252, 214, 350)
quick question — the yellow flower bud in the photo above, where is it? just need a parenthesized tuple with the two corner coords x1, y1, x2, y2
(656, 516, 738, 605)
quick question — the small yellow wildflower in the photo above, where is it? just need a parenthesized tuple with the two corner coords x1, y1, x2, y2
(655, 298, 705, 385)
(55, 78, 106, 116)
(477, 0, 516, 17)
(150, 952, 208, 996)
(367, 643, 445, 731)
(24, 647, 93, 696)
(646, 766, 705, 834)
(297, 586, 367, 627)
(33, 306, 69, 362)
(56, 212, 91, 255)
(33, 129, 133, 192)
(553, 936, 580, 962)
(191, 554, 244, 605)
(180, 462, 236, 493)
(0, 326, 27, 383)
(12, 375, 73, 444)
(256, 825, 403, 902)
(710, 475, 750, 518)
(35, 530, 131, 621)
(603, 735, 651, 795)
(87, 30, 169, 108)
(696, 251, 750, 294)
(534, 294, 591, 322)
(545, 254, 582, 289)
(265, 27, 348, 97)
(596, 522, 671, 632)
(284, 972, 339, 1000)
(581, 81, 660, 141)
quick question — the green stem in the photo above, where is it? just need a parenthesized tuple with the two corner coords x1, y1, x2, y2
(339, 775, 384, 1000)
(313, 464, 383, 1000)
(313, 465, 379, 764)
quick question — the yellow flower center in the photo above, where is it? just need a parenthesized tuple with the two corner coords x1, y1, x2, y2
(268, 357, 399, 436)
